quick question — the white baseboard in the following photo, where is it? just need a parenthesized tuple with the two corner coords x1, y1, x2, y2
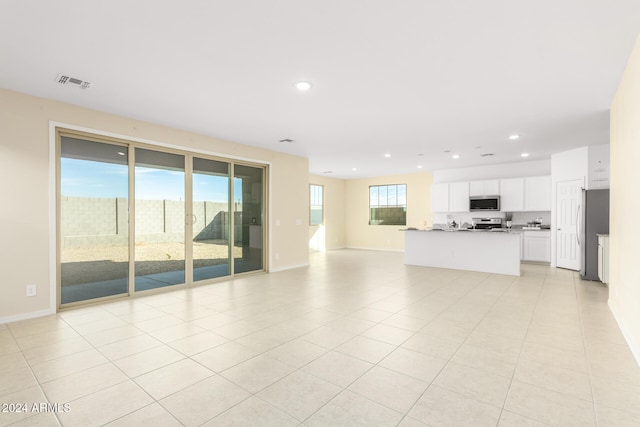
(345, 246, 404, 253)
(0, 308, 56, 325)
(608, 299, 640, 367)
(269, 263, 310, 273)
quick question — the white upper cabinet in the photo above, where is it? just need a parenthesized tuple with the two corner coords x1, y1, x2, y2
(500, 178, 525, 211)
(449, 182, 470, 212)
(431, 182, 469, 212)
(433, 176, 550, 213)
(431, 183, 450, 212)
(524, 176, 551, 211)
(469, 180, 500, 196)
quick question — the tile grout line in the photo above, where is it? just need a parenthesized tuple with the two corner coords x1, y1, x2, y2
(494, 268, 547, 427)
(5, 320, 63, 427)
(573, 272, 602, 427)
(55, 311, 162, 425)
(242, 269, 467, 425)
(392, 271, 519, 426)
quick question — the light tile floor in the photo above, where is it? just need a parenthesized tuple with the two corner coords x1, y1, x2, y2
(1, 249, 640, 426)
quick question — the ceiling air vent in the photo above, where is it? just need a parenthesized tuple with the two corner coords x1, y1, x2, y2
(56, 73, 92, 90)
(480, 153, 495, 157)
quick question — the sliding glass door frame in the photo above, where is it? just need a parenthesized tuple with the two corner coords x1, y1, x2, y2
(56, 129, 133, 308)
(56, 129, 268, 309)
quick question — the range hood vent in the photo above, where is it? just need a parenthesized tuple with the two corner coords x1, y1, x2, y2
(56, 73, 92, 90)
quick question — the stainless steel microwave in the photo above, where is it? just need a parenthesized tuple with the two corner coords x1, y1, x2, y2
(469, 195, 500, 211)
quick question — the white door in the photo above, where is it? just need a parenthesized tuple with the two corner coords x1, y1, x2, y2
(556, 179, 582, 270)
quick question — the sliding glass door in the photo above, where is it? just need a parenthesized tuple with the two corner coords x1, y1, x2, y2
(233, 164, 265, 273)
(59, 137, 129, 304)
(192, 157, 231, 281)
(58, 132, 267, 307)
(134, 148, 186, 291)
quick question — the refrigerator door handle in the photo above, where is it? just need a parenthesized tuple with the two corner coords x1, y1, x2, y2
(576, 205, 581, 246)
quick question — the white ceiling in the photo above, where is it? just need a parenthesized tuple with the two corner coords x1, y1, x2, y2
(2, 1, 639, 178)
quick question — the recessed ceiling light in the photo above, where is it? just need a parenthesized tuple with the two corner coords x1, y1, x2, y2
(295, 81, 312, 91)
(117, 151, 126, 156)
(521, 152, 529, 158)
(509, 134, 520, 140)
(417, 165, 423, 169)
(384, 153, 391, 158)
(352, 168, 357, 171)
(452, 154, 460, 159)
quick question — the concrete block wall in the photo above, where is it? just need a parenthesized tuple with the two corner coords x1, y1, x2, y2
(61, 196, 237, 248)
(61, 196, 119, 236)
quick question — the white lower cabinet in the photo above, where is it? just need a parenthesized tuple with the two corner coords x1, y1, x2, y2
(522, 231, 551, 262)
(598, 234, 609, 284)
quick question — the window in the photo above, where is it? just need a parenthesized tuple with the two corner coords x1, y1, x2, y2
(310, 184, 323, 225)
(369, 184, 406, 225)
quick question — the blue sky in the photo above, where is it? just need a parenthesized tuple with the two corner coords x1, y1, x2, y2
(61, 158, 240, 202)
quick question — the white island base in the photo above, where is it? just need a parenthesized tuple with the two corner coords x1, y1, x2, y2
(404, 230, 521, 276)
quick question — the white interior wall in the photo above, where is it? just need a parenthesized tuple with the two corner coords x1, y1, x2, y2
(587, 144, 611, 189)
(433, 160, 550, 183)
(609, 34, 640, 365)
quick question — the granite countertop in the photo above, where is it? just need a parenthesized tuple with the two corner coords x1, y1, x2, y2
(403, 227, 550, 233)
(403, 228, 520, 233)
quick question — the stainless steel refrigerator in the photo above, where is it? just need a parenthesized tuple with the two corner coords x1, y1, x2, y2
(580, 189, 610, 281)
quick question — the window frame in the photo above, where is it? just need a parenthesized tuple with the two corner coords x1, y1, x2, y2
(369, 183, 407, 226)
(309, 184, 324, 225)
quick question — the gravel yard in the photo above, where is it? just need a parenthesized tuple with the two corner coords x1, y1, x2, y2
(61, 240, 241, 285)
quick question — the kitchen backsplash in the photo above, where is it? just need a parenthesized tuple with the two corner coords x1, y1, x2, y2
(432, 211, 551, 228)
(511, 211, 551, 225)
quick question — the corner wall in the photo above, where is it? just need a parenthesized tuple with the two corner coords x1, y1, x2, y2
(0, 88, 309, 322)
(609, 35, 640, 363)
(344, 172, 433, 251)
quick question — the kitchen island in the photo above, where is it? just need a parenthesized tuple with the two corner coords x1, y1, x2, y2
(404, 229, 521, 276)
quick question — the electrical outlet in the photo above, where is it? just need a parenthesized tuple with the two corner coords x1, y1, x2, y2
(26, 284, 37, 297)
